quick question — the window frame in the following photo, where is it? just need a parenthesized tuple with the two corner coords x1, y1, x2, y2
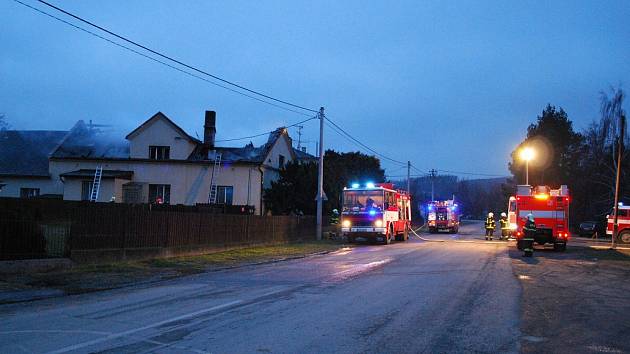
(149, 184, 171, 204)
(149, 145, 171, 160)
(216, 186, 234, 205)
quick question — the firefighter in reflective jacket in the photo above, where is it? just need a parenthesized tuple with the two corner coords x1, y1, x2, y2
(330, 209, 340, 224)
(522, 213, 536, 257)
(499, 212, 510, 240)
(485, 212, 496, 240)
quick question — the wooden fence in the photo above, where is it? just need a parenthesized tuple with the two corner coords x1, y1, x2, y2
(0, 198, 316, 262)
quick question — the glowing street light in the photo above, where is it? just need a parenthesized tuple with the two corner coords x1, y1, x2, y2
(519, 147, 535, 185)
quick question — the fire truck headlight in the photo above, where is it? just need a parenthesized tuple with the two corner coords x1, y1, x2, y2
(375, 219, 383, 227)
(342, 220, 351, 227)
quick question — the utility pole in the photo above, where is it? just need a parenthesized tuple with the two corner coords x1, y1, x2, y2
(612, 113, 626, 249)
(525, 159, 529, 185)
(407, 161, 411, 195)
(296, 125, 304, 150)
(316, 107, 325, 241)
(429, 169, 437, 201)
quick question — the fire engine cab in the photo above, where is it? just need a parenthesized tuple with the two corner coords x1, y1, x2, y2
(427, 200, 460, 233)
(508, 185, 570, 251)
(341, 182, 412, 244)
(606, 204, 630, 244)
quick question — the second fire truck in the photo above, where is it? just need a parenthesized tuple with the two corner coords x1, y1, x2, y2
(427, 200, 460, 233)
(341, 182, 412, 244)
(508, 185, 570, 251)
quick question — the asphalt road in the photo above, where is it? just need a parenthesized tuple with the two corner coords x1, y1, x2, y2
(0, 221, 521, 353)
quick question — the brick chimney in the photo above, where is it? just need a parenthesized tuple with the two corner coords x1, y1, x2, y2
(204, 111, 216, 149)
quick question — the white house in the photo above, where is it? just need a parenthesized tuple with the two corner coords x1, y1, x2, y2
(47, 111, 315, 215)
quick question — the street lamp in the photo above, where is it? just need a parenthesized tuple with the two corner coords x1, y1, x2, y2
(519, 147, 535, 185)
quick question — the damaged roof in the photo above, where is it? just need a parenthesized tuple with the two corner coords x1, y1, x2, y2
(52, 115, 316, 164)
(51, 120, 129, 159)
(0, 130, 68, 176)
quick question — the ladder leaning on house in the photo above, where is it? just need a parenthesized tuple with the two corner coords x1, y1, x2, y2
(208, 152, 222, 204)
(89, 165, 103, 202)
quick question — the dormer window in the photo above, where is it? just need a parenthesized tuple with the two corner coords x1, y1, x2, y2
(149, 146, 170, 160)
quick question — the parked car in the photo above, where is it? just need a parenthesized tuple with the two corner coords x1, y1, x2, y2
(578, 220, 606, 238)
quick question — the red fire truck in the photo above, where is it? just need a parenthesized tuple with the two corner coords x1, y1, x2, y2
(508, 185, 570, 251)
(606, 204, 630, 244)
(341, 182, 412, 244)
(427, 200, 460, 233)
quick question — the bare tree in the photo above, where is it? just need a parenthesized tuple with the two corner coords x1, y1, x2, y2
(0, 114, 8, 130)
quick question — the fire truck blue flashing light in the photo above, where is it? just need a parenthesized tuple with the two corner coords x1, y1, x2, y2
(351, 183, 360, 188)
(369, 209, 377, 216)
(366, 182, 375, 189)
(428, 204, 434, 211)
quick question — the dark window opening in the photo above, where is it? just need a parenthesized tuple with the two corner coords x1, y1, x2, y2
(278, 154, 285, 168)
(20, 188, 40, 198)
(81, 181, 94, 201)
(149, 146, 170, 160)
(216, 186, 233, 205)
(149, 184, 171, 204)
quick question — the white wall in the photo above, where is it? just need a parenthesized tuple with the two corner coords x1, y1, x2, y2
(128, 118, 196, 160)
(50, 159, 264, 214)
(63, 178, 116, 202)
(262, 134, 294, 170)
(0, 177, 62, 198)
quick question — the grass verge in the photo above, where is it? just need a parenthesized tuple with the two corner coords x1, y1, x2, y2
(0, 241, 347, 299)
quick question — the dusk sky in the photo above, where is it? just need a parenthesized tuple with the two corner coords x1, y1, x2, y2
(1, 0, 629, 178)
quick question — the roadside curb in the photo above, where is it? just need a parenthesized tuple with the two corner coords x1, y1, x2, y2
(0, 246, 348, 306)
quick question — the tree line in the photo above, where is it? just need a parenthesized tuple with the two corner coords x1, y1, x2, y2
(508, 87, 628, 225)
(265, 87, 627, 228)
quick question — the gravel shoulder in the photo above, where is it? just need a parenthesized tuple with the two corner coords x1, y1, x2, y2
(510, 246, 630, 353)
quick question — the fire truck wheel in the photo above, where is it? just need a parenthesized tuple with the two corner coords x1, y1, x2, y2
(346, 236, 354, 244)
(553, 242, 566, 252)
(618, 231, 630, 244)
(429, 227, 437, 234)
(384, 226, 393, 244)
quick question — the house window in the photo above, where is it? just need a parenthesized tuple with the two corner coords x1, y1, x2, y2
(216, 186, 233, 205)
(20, 188, 40, 198)
(278, 154, 285, 168)
(149, 184, 170, 204)
(81, 181, 94, 201)
(149, 146, 170, 160)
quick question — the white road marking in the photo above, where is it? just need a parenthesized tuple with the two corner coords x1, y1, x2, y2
(332, 259, 392, 277)
(45, 300, 243, 354)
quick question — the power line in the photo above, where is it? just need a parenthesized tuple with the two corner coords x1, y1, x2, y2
(35, 0, 318, 113)
(411, 164, 428, 175)
(435, 169, 506, 177)
(12, 0, 317, 116)
(385, 174, 428, 178)
(324, 117, 407, 166)
(215, 116, 317, 143)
